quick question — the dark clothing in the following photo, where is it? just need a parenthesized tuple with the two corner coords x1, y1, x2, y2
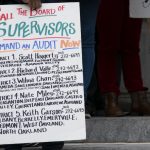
(0, 0, 23, 4)
(96, 0, 145, 95)
(41, 142, 64, 150)
(4, 142, 64, 150)
(4, 144, 22, 150)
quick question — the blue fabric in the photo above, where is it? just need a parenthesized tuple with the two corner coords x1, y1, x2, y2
(79, 0, 100, 96)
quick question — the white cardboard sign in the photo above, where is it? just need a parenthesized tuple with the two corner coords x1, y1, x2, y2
(0, 3, 86, 144)
(130, 0, 150, 18)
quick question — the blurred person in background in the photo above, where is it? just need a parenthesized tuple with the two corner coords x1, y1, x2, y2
(96, 0, 150, 117)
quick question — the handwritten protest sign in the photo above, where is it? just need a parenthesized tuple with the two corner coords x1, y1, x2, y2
(0, 3, 86, 144)
(130, 0, 150, 18)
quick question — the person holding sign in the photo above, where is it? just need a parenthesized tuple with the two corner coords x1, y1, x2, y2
(96, 0, 150, 116)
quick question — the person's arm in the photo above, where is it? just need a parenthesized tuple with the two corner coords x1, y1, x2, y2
(22, 0, 41, 9)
